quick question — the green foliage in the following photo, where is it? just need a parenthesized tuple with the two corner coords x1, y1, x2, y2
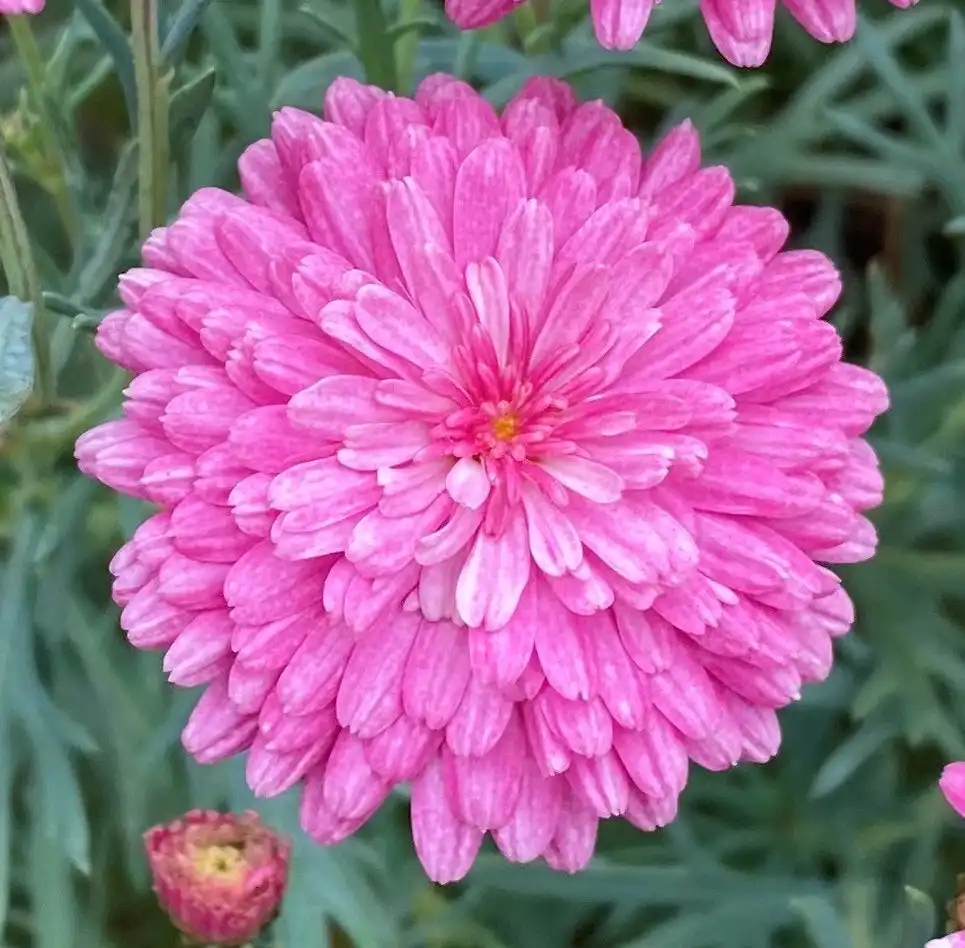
(0, 1, 963, 946)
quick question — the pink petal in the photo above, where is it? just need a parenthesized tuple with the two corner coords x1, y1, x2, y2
(446, 456, 492, 510)
(403, 619, 472, 729)
(336, 613, 419, 738)
(411, 760, 484, 884)
(456, 506, 531, 630)
(538, 456, 623, 504)
(444, 715, 526, 830)
(591, 0, 655, 49)
(543, 797, 598, 872)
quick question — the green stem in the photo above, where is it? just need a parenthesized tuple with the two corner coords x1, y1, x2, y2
(394, 0, 422, 95)
(8, 15, 79, 250)
(0, 145, 53, 405)
(353, 0, 399, 91)
(258, 0, 284, 103)
(453, 29, 481, 80)
(0, 183, 26, 300)
(132, 0, 167, 239)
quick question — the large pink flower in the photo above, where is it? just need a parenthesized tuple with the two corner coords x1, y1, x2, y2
(447, 0, 920, 65)
(0, 0, 44, 13)
(77, 74, 887, 883)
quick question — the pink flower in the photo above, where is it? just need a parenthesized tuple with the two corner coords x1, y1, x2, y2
(446, 0, 920, 65)
(940, 763, 965, 818)
(77, 74, 887, 883)
(927, 937, 965, 948)
(144, 810, 290, 945)
(0, 0, 44, 13)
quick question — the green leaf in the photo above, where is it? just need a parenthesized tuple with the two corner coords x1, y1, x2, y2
(169, 65, 218, 147)
(947, 9, 965, 152)
(74, 0, 138, 123)
(0, 721, 13, 937)
(901, 886, 937, 947)
(71, 143, 138, 305)
(556, 42, 740, 87)
(616, 901, 791, 948)
(773, 4, 948, 135)
(792, 896, 853, 948)
(0, 296, 35, 426)
(809, 719, 896, 799)
(252, 794, 399, 948)
(33, 735, 91, 874)
(731, 151, 923, 195)
(273, 50, 363, 109)
(851, 14, 944, 148)
(297, 3, 357, 48)
(824, 108, 943, 179)
(29, 792, 78, 948)
(161, 0, 217, 66)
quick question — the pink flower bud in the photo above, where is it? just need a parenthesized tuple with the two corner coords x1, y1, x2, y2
(926, 935, 965, 948)
(941, 763, 965, 820)
(144, 809, 291, 946)
(0, 0, 44, 13)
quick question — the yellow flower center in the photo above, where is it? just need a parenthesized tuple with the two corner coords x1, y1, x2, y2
(191, 844, 246, 883)
(491, 413, 519, 441)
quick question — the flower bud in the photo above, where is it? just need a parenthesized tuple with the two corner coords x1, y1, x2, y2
(941, 763, 965, 819)
(144, 809, 290, 946)
(926, 935, 965, 948)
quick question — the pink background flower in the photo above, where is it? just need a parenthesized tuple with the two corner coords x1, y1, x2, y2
(145, 809, 290, 945)
(446, 0, 920, 65)
(78, 75, 886, 883)
(941, 763, 965, 819)
(0, 0, 44, 14)
(926, 935, 965, 948)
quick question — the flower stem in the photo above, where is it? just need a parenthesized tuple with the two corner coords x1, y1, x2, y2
(8, 15, 80, 250)
(0, 145, 54, 406)
(131, 0, 169, 239)
(352, 0, 399, 91)
(394, 0, 422, 94)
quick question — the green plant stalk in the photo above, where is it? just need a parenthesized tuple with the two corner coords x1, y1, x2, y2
(7, 15, 79, 250)
(394, 0, 422, 94)
(0, 185, 26, 301)
(258, 0, 284, 103)
(453, 29, 481, 80)
(0, 145, 53, 405)
(353, 0, 399, 91)
(131, 0, 168, 239)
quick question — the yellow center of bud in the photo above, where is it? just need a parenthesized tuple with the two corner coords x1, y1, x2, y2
(491, 413, 519, 441)
(191, 843, 246, 883)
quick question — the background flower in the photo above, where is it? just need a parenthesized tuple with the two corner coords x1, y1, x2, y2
(941, 763, 965, 819)
(0, 0, 44, 14)
(446, 0, 920, 64)
(77, 74, 885, 883)
(145, 809, 290, 946)
(926, 936, 965, 948)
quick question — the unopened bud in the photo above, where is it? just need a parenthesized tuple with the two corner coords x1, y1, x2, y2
(144, 809, 290, 946)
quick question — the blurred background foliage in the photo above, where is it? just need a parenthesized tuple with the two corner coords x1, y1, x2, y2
(0, 0, 964, 945)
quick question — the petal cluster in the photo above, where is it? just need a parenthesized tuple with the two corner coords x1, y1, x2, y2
(446, 0, 920, 65)
(144, 810, 290, 945)
(77, 74, 887, 883)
